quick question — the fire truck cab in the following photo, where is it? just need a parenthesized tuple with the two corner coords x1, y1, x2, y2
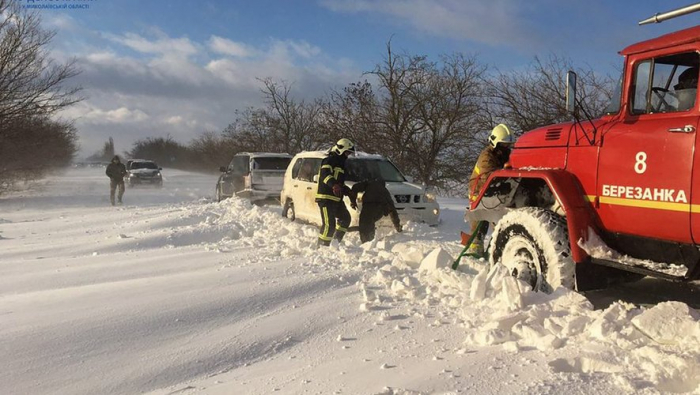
(468, 13, 700, 291)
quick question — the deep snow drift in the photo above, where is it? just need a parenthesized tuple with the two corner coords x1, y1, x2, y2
(1, 168, 699, 395)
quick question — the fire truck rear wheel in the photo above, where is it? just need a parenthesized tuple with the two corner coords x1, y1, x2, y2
(489, 207, 575, 292)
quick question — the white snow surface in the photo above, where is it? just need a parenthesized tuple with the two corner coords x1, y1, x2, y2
(1, 168, 699, 395)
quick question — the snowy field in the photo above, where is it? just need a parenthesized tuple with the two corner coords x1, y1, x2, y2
(1, 167, 699, 395)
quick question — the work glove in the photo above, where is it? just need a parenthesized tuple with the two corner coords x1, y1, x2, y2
(332, 183, 342, 197)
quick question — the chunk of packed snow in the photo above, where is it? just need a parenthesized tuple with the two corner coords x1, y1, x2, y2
(418, 247, 452, 273)
(631, 301, 700, 345)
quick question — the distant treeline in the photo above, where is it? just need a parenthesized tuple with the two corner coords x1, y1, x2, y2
(118, 46, 614, 196)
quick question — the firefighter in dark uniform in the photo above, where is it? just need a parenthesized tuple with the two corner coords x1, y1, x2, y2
(316, 138, 355, 246)
(349, 179, 402, 243)
(466, 124, 514, 255)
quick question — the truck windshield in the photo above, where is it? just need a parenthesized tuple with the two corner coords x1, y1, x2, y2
(252, 157, 291, 170)
(346, 158, 406, 182)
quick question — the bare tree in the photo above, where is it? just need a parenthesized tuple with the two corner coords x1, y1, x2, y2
(368, 40, 428, 172)
(258, 78, 324, 154)
(189, 131, 237, 172)
(0, 0, 82, 194)
(408, 53, 489, 188)
(320, 80, 379, 151)
(126, 136, 191, 169)
(0, 0, 81, 124)
(486, 54, 615, 134)
(222, 107, 275, 153)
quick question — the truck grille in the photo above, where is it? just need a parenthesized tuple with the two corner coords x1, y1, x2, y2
(394, 194, 411, 204)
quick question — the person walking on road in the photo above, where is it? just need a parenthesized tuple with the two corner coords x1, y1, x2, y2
(349, 179, 402, 243)
(105, 155, 127, 206)
(315, 138, 355, 246)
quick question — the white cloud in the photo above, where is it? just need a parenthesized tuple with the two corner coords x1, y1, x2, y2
(43, 13, 78, 31)
(53, 28, 360, 157)
(288, 40, 322, 59)
(208, 36, 254, 57)
(106, 32, 199, 57)
(165, 115, 184, 125)
(320, 0, 535, 48)
(77, 106, 150, 124)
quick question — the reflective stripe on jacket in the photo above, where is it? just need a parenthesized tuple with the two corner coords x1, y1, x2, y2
(315, 152, 347, 202)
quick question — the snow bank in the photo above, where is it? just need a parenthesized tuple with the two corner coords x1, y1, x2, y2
(5, 169, 699, 394)
(190, 198, 700, 394)
(103, 192, 700, 394)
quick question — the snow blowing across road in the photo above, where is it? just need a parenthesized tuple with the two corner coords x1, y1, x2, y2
(1, 168, 699, 395)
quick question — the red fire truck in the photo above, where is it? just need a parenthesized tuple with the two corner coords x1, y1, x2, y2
(468, 4, 700, 292)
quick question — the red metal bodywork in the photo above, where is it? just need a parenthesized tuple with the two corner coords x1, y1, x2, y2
(472, 25, 700, 268)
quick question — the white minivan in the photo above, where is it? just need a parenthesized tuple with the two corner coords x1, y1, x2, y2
(280, 151, 440, 228)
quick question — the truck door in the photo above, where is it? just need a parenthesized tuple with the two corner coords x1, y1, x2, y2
(597, 55, 697, 244)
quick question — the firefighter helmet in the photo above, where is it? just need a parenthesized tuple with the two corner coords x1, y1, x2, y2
(332, 138, 356, 155)
(489, 124, 515, 148)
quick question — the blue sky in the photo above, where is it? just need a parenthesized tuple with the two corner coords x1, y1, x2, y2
(28, 0, 700, 157)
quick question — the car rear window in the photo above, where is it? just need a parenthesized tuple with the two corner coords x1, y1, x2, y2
(253, 157, 291, 170)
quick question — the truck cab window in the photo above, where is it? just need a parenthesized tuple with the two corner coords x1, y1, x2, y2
(632, 52, 699, 114)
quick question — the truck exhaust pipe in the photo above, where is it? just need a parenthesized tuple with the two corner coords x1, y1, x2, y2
(639, 3, 700, 25)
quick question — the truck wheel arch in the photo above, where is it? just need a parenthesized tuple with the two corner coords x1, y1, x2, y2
(469, 169, 599, 265)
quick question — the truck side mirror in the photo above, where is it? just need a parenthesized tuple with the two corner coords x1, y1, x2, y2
(313, 174, 319, 183)
(566, 71, 577, 115)
(405, 176, 414, 183)
(219, 166, 227, 173)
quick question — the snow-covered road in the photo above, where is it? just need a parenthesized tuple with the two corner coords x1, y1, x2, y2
(1, 168, 698, 395)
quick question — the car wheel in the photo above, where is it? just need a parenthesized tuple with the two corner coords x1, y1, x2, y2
(489, 207, 574, 293)
(282, 199, 295, 222)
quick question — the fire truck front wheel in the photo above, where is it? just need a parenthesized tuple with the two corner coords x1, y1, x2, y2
(489, 207, 575, 292)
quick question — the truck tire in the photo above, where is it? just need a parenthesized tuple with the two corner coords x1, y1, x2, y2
(282, 199, 295, 222)
(489, 207, 575, 292)
(216, 185, 224, 202)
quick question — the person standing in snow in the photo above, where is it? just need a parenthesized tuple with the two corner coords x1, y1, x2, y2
(105, 155, 127, 206)
(349, 178, 402, 243)
(466, 124, 515, 255)
(315, 138, 355, 246)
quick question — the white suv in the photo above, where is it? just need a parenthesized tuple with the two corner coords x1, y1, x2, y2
(280, 151, 440, 228)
